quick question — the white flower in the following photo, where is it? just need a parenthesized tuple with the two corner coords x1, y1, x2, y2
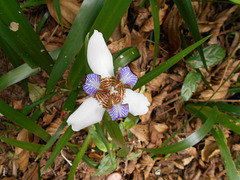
(67, 30, 150, 131)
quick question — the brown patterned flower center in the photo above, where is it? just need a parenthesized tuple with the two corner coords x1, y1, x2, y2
(95, 75, 125, 109)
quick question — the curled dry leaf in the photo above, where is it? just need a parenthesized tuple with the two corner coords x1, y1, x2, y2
(201, 138, 220, 162)
(141, 4, 168, 32)
(147, 73, 168, 92)
(47, 0, 81, 28)
(149, 122, 168, 147)
(208, 5, 238, 45)
(15, 129, 31, 172)
(130, 124, 150, 143)
(46, 118, 68, 136)
(42, 107, 58, 126)
(200, 81, 231, 100)
(139, 154, 156, 179)
(162, 5, 182, 54)
(139, 92, 152, 123)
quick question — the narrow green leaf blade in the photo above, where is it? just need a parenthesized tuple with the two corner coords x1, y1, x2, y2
(0, 0, 54, 74)
(0, 100, 51, 142)
(46, 0, 106, 93)
(43, 127, 74, 173)
(211, 127, 240, 180)
(68, 134, 92, 180)
(103, 112, 128, 150)
(53, 0, 63, 26)
(149, 0, 160, 68)
(174, 0, 208, 71)
(142, 107, 217, 154)
(0, 136, 43, 153)
(0, 64, 39, 92)
(134, 35, 211, 90)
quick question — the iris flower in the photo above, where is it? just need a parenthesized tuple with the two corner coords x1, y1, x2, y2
(67, 30, 150, 131)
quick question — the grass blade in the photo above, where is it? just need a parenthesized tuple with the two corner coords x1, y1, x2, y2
(0, 136, 43, 153)
(174, 0, 208, 71)
(133, 35, 211, 90)
(68, 133, 92, 180)
(46, 0, 106, 93)
(53, 0, 63, 26)
(0, 64, 39, 92)
(149, 0, 160, 68)
(142, 107, 217, 154)
(0, 0, 54, 74)
(42, 127, 74, 173)
(0, 100, 51, 142)
(103, 112, 128, 150)
(211, 126, 240, 180)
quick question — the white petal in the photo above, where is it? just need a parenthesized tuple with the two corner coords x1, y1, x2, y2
(87, 30, 114, 78)
(122, 89, 150, 116)
(67, 97, 105, 131)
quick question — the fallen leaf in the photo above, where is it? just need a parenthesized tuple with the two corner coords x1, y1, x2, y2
(15, 129, 31, 172)
(200, 81, 231, 100)
(130, 124, 149, 143)
(47, 0, 81, 28)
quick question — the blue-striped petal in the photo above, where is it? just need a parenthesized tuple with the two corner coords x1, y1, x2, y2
(107, 104, 129, 120)
(83, 74, 101, 97)
(117, 67, 137, 89)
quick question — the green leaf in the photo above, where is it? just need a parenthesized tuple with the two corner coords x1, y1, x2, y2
(20, 92, 60, 115)
(133, 35, 211, 90)
(0, 0, 54, 74)
(0, 136, 43, 153)
(94, 154, 119, 176)
(149, 0, 160, 68)
(103, 112, 128, 150)
(43, 127, 74, 173)
(113, 47, 140, 71)
(68, 134, 92, 180)
(174, 0, 208, 71)
(187, 45, 226, 69)
(53, 0, 63, 26)
(90, 0, 132, 41)
(46, 0, 106, 93)
(0, 100, 51, 142)
(28, 83, 46, 103)
(185, 104, 240, 135)
(0, 64, 39, 92)
(36, 11, 50, 33)
(122, 116, 139, 130)
(211, 126, 240, 180)
(207, 102, 240, 118)
(181, 71, 201, 101)
(95, 123, 114, 163)
(142, 107, 217, 154)
(89, 127, 107, 152)
(20, 0, 46, 9)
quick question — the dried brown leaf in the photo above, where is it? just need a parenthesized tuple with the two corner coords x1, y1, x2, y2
(141, 4, 168, 32)
(200, 81, 231, 100)
(162, 5, 182, 53)
(15, 129, 31, 172)
(42, 107, 58, 126)
(130, 124, 150, 143)
(46, 118, 67, 136)
(208, 5, 238, 45)
(47, 0, 81, 28)
(139, 154, 156, 179)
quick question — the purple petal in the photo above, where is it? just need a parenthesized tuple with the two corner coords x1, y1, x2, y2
(117, 67, 137, 89)
(107, 104, 129, 120)
(83, 74, 101, 97)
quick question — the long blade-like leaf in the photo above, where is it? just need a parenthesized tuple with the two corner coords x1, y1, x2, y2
(142, 107, 217, 154)
(133, 35, 211, 90)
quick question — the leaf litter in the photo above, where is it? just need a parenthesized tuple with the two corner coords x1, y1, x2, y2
(0, 0, 240, 179)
